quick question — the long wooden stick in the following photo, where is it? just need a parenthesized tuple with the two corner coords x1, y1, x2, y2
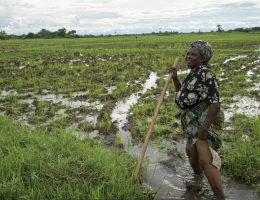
(132, 57, 179, 185)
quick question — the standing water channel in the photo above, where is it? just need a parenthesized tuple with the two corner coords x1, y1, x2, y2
(2, 54, 260, 199)
(110, 71, 259, 199)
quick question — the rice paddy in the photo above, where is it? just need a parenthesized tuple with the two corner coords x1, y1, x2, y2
(0, 32, 260, 199)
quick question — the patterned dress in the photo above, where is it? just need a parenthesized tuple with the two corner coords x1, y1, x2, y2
(175, 65, 224, 151)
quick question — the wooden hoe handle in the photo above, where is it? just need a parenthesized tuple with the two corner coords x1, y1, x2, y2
(132, 57, 179, 185)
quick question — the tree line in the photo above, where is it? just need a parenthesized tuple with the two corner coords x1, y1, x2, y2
(0, 28, 77, 40)
(1, 26, 260, 40)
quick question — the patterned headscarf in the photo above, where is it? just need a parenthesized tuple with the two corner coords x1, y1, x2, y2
(189, 40, 213, 65)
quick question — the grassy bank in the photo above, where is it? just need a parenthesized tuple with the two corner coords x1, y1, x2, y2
(0, 115, 151, 199)
(220, 114, 260, 191)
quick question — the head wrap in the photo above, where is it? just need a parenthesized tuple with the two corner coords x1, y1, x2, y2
(189, 40, 213, 65)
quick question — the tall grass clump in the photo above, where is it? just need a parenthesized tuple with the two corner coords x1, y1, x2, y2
(15, 79, 23, 92)
(221, 115, 260, 183)
(0, 116, 151, 199)
(6, 94, 17, 103)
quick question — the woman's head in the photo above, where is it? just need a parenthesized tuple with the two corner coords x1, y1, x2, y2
(188, 40, 213, 65)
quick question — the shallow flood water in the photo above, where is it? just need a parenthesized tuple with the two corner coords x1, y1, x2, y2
(1, 54, 260, 199)
(109, 70, 260, 199)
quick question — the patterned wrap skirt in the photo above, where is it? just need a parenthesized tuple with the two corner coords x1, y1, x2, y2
(175, 102, 225, 151)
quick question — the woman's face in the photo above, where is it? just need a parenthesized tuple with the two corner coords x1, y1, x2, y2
(185, 47, 204, 68)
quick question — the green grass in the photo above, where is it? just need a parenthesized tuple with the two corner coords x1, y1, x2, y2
(0, 115, 151, 199)
(220, 114, 260, 183)
(1, 32, 260, 194)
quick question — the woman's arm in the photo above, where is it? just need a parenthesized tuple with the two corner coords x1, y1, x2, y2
(195, 102, 221, 140)
(169, 66, 181, 91)
(172, 76, 181, 92)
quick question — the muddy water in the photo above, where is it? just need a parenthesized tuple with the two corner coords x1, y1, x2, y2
(110, 70, 260, 199)
(2, 54, 260, 199)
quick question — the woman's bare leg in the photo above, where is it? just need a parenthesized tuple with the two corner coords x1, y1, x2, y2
(196, 139, 225, 199)
(185, 143, 203, 175)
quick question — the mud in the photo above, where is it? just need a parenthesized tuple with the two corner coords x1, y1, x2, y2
(1, 50, 260, 199)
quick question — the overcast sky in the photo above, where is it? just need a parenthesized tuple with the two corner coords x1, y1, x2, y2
(0, 0, 259, 35)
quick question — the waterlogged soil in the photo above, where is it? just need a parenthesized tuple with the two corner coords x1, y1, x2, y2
(1, 50, 260, 199)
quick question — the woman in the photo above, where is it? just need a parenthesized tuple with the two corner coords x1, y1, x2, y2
(169, 40, 225, 199)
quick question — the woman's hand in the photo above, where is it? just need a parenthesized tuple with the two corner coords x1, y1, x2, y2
(169, 65, 178, 79)
(169, 65, 181, 91)
(194, 103, 221, 140)
(194, 127, 208, 140)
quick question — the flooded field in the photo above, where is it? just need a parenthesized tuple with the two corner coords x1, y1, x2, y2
(1, 33, 260, 199)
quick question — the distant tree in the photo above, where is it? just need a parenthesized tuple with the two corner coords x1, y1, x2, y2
(83, 34, 95, 38)
(38, 29, 47, 35)
(0, 35, 6, 40)
(252, 26, 260, 32)
(68, 30, 76, 35)
(38, 29, 51, 38)
(0, 30, 6, 35)
(50, 31, 58, 38)
(26, 32, 35, 39)
(216, 24, 222, 32)
(234, 27, 244, 32)
(115, 31, 117, 35)
(57, 27, 66, 37)
(7, 34, 16, 39)
(226, 29, 233, 33)
(0, 30, 6, 40)
(164, 31, 170, 35)
(34, 34, 41, 38)
(243, 28, 250, 32)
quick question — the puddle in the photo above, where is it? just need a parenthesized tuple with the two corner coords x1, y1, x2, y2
(251, 58, 260, 64)
(106, 86, 117, 94)
(11, 92, 103, 129)
(247, 65, 260, 78)
(111, 71, 159, 144)
(14, 114, 34, 127)
(2, 51, 260, 199)
(223, 55, 247, 64)
(247, 83, 260, 92)
(33, 93, 103, 110)
(142, 72, 158, 93)
(253, 44, 260, 51)
(71, 91, 89, 96)
(164, 69, 190, 78)
(179, 69, 190, 74)
(0, 90, 17, 96)
(219, 77, 227, 81)
(77, 130, 99, 139)
(247, 70, 255, 76)
(110, 69, 260, 199)
(18, 99, 34, 104)
(225, 96, 260, 122)
(145, 159, 258, 200)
